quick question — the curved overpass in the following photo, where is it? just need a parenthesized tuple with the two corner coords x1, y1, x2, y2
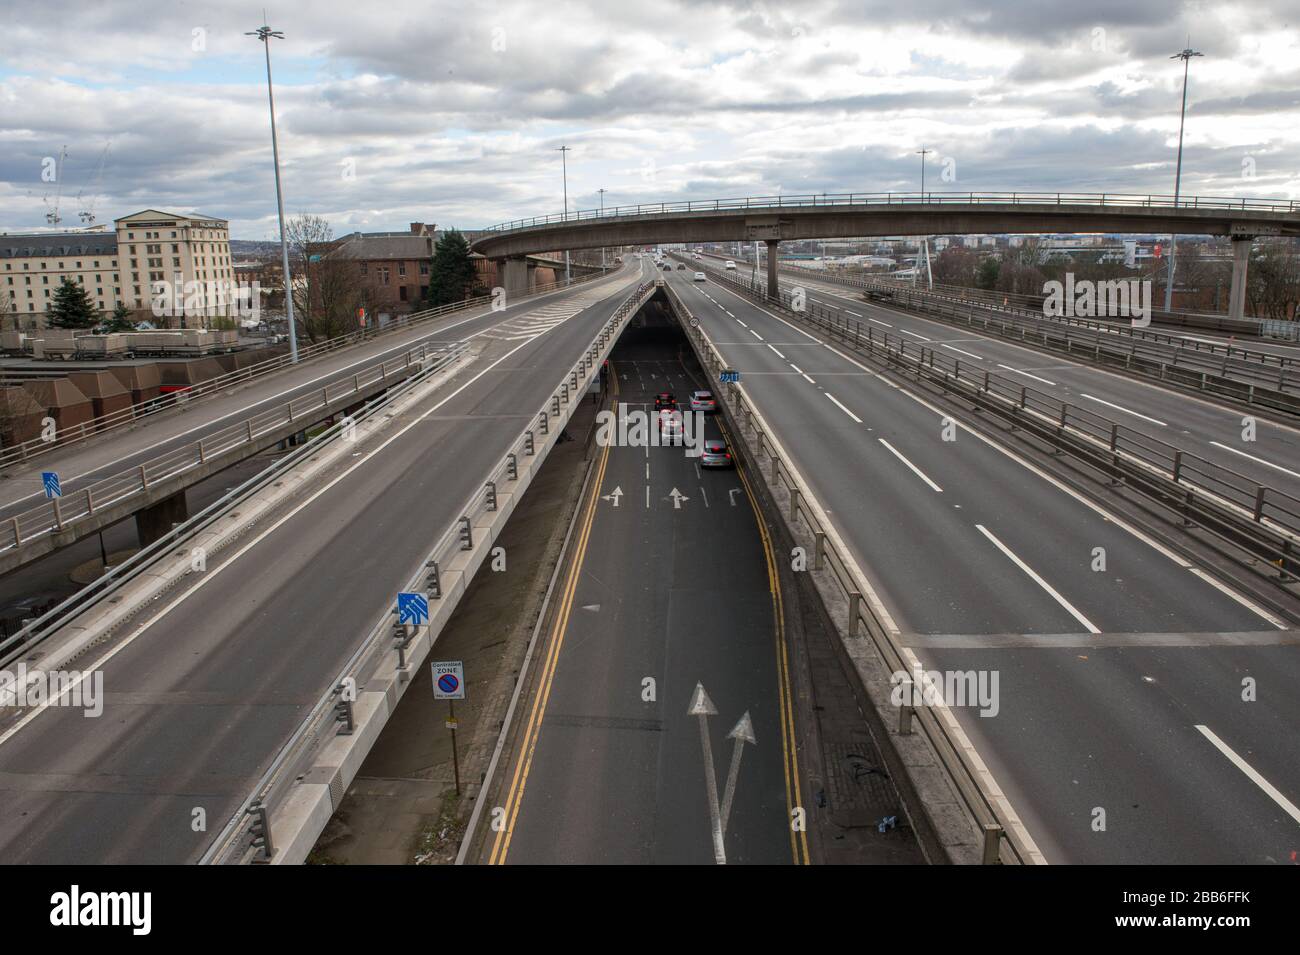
(471, 191, 1300, 320)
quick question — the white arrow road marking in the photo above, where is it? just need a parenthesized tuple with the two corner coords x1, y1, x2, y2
(688, 683, 727, 865)
(601, 486, 623, 507)
(668, 487, 689, 509)
(728, 488, 742, 506)
(719, 711, 756, 833)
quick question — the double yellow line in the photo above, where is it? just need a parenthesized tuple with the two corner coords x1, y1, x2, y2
(488, 367, 617, 865)
(720, 417, 811, 865)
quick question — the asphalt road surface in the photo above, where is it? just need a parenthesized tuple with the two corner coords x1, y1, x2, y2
(488, 315, 806, 865)
(0, 265, 645, 863)
(665, 267, 1300, 864)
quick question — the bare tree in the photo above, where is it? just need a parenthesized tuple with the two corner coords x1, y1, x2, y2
(285, 214, 362, 343)
(1248, 238, 1300, 321)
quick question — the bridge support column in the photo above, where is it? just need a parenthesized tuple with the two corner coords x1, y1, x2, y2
(499, 257, 534, 301)
(765, 239, 779, 301)
(136, 489, 189, 548)
(1227, 236, 1252, 322)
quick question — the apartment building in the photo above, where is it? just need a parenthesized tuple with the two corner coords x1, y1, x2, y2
(0, 209, 233, 330)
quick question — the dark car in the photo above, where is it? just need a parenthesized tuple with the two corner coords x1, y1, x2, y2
(654, 392, 677, 412)
(676, 263, 687, 270)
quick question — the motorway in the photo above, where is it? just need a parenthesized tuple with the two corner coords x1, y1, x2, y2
(0, 263, 645, 862)
(0, 273, 623, 521)
(487, 320, 805, 864)
(709, 258, 1300, 502)
(663, 265, 1300, 863)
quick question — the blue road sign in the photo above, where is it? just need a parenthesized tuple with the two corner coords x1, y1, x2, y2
(397, 591, 429, 626)
(437, 673, 459, 695)
(720, 369, 741, 383)
(41, 471, 62, 499)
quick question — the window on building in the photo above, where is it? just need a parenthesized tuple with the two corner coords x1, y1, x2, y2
(398, 263, 407, 277)
(420, 262, 429, 275)
(399, 286, 408, 301)
(378, 267, 390, 285)
(359, 262, 367, 276)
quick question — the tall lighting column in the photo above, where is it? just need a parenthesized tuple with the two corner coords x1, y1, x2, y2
(246, 22, 299, 362)
(1165, 44, 1203, 313)
(556, 145, 571, 283)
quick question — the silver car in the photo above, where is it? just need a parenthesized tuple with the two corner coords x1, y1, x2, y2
(700, 438, 733, 468)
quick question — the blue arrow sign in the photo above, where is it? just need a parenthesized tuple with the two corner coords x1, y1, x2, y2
(720, 369, 741, 383)
(397, 591, 429, 626)
(41, 471, 62, 499)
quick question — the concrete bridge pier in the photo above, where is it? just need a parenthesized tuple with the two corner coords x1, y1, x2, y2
(1227, 236, 1252, 322)
(765, 239, 780, 301)
(136, 489, 189, 548)
(499, 256, 535, 301)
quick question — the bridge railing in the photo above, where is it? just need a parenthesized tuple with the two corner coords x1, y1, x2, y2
(689, 256, 1300, 563)
(200, 277, 659, 864)
(480, 191, 1300, 233)
(663, 277, 1043, 865)
(0, 266, 616, 472)
(0, 339, 468, 563)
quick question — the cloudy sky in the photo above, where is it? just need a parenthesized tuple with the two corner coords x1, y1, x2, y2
(1, 0, 1297, 239)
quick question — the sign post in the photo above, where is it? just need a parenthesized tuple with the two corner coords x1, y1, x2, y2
(431, 660, 466, 795)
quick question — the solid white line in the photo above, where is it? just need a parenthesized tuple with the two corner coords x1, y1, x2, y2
(1195, 724, 1300, 826)
(0, 336, 543, 750)
(1208, 441, 1300, 481)
(1078, 393, 1167, 427)
(975, 524, 1101, 633)
(941, 343, 985, 361)
(824, 392, 863, 423)
(878, 439, 943, 492)
(767, 344, 786, 359)
(997, 364, 1057, 386)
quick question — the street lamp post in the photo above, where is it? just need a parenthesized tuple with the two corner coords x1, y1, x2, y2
(556, 145, 571, 283)
(915, 148, 932, 288)
(598, 187, 607, 270)
(1165, 44, 1203, 313)
(246, 22, 298, 363)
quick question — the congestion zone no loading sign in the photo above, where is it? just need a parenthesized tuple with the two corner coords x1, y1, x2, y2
(432, 661, 466, 700)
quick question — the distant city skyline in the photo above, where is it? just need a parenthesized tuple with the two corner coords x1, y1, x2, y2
(2, 0, 1297, 239)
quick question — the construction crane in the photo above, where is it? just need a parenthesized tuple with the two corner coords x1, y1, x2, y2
(77, 142, 111, 224)
(43, 145, 68, 225)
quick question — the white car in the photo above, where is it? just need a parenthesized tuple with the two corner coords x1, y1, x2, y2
(693, 271, 706, 282)
(724, 260, 737, 270)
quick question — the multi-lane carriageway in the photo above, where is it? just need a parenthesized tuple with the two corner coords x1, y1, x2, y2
(2, 244, 1296, 864)
(662, 264, 1300, 864)
(0, 264, 647, 863)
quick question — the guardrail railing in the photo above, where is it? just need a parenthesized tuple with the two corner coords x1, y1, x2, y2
(0, 339, 467, 560)
(201, 277, 659, 864)
(699, 256, 1300, 414)
(784, 261, 1299, 361)
(685, 257, 1300, 574)
(0, 343, 471, 669)
(482, 191, 1300, 233)
(662, 278, 1040, 865)
(0, 266, 616, 471)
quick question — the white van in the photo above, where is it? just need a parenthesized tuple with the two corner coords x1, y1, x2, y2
(724, 260, 736, 270)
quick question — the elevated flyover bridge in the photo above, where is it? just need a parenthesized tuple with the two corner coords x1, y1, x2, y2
(472, 191, 1300, 323)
